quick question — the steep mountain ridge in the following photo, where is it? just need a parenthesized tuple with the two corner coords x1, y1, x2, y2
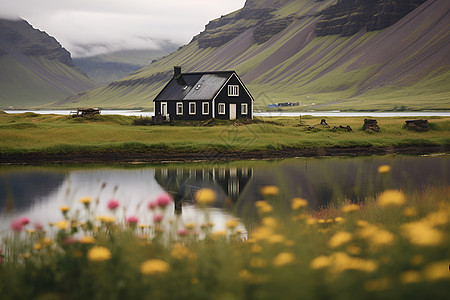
(59, 0, 449, 110)
(0, 18, 97, 108)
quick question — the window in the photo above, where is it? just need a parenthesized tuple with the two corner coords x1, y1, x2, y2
(189, 102, 196, 115)
(218, 103, 226, 115)
(241, 103, 248, 115)
(176, 102, 183, 115)
(160, 102, 167, 116)
(195, 84, 202, 90)
(202, 102, 209, 115)
(228, 85, 239, 97)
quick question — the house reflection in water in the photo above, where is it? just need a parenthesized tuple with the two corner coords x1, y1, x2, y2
(154, 167, 253, 214)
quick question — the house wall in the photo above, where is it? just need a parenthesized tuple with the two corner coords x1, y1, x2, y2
(214, 75, 253, 120)
(155, 100, 213, 121)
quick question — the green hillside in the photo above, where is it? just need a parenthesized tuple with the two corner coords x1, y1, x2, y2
(0, 19, 97, 109)
(57, 0, 450, 111)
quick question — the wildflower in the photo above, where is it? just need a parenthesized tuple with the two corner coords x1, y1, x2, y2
(423, 261, 450, 281)
(378, 165, 391, 174)
(194, 188, 216, 205)
(10, 216, 30, 232)
(177, 229, 188, 237)
(251, 244, 263, 254)
(147, 201, 157, 210)
(212, 230, 227, 239)
(403, 207, 417, 217)
(56, 220, 68, 230)
(34, 222, 43, 231)
(239, 269, 253, 281)
(33, 243, 42, 251)
(153, 214, 163, 223)
(273, 252, 295, 267)
(401, 221, 443, 246)
(60, 206, 70, 214)
(79, 197, 92, 207)
(22, 253, 30, 259)
(377, 189, 406, 207)
(262, 217, 277, 227)
(156, 192, 173, 208)
(292, 197, 308, 210)
(255, 201, 273, 213)
(306, 218, 316, 225)
(79, 235, 96, 244)
(170, 244, 194, 260)
(334, 217, 345, 223)
(126, 216, 139, 225)
(399, 270, 421, 284)
(95, 215, 116, 223)
(185, 222, 196, 230)
(331, 252, 377, 273)
(341, 204, 359, 213)
(260, 185, 279, 196)
(40, 237, 54, 247)
(226, 219, 239, 229)
(310, 256, 331, 270)
(64, 237, 78, 245)
(268, 234, 286, 244)
(252, 226, 274, 241)
(87, 246, 112, 262)
(329, 231, 353, 248)
(140, 259, 170, 275)
(357, 223, 394, 247)
(107, 199, 119, 210)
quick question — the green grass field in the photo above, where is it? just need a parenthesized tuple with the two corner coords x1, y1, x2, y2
(0, 112, 448, 158)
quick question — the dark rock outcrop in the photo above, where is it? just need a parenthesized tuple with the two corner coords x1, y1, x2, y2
(363, 119, 380, 133)
(316, 0, 427, 36)
(253, 16, 295, 44)
(405, 119, 429, 131)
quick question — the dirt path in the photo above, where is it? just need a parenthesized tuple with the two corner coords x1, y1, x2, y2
(1, 145, 447, 165)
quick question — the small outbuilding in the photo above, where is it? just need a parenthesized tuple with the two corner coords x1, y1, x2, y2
(153, 66, 253, 121)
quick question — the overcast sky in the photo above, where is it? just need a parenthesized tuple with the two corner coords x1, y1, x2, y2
(0, 0, 245, 57)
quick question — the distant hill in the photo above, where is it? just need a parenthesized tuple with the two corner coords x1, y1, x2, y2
(58, 0, 450, 111)
(73, 44, 178, 85)
(0, 18, 97, 108)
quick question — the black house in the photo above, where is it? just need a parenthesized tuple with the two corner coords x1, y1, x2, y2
(153, 66, 253, 121)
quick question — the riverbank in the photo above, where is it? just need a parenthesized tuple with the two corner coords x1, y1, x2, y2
(1, 112, 448, 164)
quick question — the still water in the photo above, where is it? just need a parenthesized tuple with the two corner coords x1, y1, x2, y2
(0, 155, 448, 233)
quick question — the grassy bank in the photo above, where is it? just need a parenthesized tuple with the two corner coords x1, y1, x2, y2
(0, 112, 449, 162)
(0, 183, 449, 299)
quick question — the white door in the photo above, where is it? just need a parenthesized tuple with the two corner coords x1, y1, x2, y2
(161, 102, 168, 116)
(229, 104, 236, 120)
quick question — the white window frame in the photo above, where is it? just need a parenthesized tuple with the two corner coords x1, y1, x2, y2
(202, 102, 209, 115)
(189, 102, 196, 115)
(160, 102, 168, 116)
(241, 103, 248, 115)
(218, 103, 226, 115)
(228, 85, 239, 97)
(176, 102, 183, 115)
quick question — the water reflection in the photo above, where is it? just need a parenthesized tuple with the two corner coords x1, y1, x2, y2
(0, 155, 448, 234)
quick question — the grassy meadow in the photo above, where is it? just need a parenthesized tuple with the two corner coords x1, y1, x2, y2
(0, 180, 449, 299)
(0, 112, 449, 159)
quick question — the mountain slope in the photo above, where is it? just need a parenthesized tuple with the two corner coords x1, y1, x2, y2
(60, 0, 450, 111)
(0, 18, 97, 108)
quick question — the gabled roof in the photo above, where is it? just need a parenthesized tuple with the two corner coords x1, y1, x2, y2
(154, 71, 236, 101)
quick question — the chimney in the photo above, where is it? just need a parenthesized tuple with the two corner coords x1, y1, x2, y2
(174, 66, 182, 78)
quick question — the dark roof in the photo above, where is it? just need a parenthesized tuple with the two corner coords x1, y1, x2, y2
(154, 71, 235, 101)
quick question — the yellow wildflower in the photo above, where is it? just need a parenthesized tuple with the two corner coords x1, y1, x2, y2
(260, 185, 279, 196)
(292, 197, 308, 210)
(262, 217, 277, 227)
(79, 235, 96, 244)
(423, 261, 450, 281)
(60, 206, 70, 213)
(212, 230, 227, 239)
(377, 189, 406, 207)
(56, 220, 68, 230)
(252, 226, 274, 241)
(341, 204, 359, 213)
(22, 253, 30, 259)
(140, 259, 170, 275)
(399, 270, 421, 284)
(40, 237, 54, 247)
(170, 244, 194, 260)
(377, 165, 391, 174)
(357, 220, 369, 227)
(331, 252, 377, 273)
(267, 234, 286, 244)
(334, 217, 345, 223)
(402, 207, 417, 217)
(329, 231, 353, 248)
(401, 221, 443, 246)
(306, 218, 316, 225)
(255, 201, 273, 213)
(185, 222, 196, 229)
(251, 244, 263, 254)
(33, 243, 42, 251)
(273, 252, 295, 267)
(238, 269, 253, 281)
(194, 188, 216, 205)
(87, 246, 112, 262)
(357, 223, 394, 247)
(310, 256, 331, 270)
(95, 215, 116, 223)
(225, 219, 239, 229)
(79, 197, 92, 205)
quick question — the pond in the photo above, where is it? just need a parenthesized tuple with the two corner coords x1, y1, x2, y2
(1, 155, 448, 235)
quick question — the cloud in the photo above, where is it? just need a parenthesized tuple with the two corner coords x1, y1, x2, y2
(0, 0, 245, 57)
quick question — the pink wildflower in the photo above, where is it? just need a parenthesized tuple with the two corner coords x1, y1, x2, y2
(177, 229, 188, 236)
(10, 216, 30, 232)
(153, 214, 163, 223)
(147, 201, 157, 210)
(126, 216, 139, 224)
(107, 199, 119, 210)
(156, 192, 173, 208)
(63, 237, 79, 245)
(34, 222, 43, 231)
